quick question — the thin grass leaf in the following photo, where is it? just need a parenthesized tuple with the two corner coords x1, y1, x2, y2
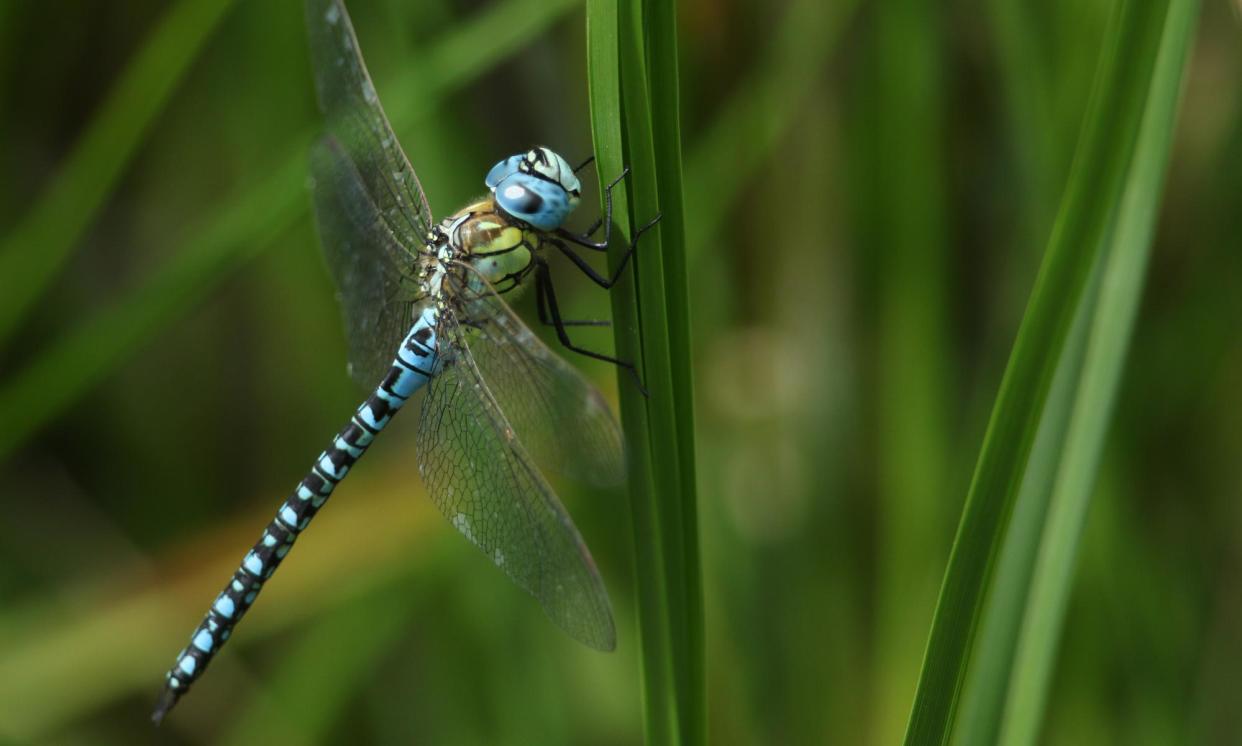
(868, 0, 951, 740)
(644, 2, 705, 743)
(586, 4, 678, 743)
(996, 3, 1199, 743)
(0, 0, 579, 461)
(0, 0, 238, 348)
(616, 4, 688, 743)
(588, 0, 702, 743)
(902, 1, 1193, 742)
(950, 239, 1101, 746)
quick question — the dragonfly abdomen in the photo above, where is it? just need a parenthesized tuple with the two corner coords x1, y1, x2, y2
(153, 306, 439, 723)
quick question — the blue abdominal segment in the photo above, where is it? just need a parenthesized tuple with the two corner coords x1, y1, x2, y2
(152, 309, 438, 724)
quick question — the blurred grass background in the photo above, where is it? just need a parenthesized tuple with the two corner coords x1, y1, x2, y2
(0, 0, 1238, 744)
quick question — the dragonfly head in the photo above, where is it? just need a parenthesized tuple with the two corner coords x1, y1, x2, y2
(486, 147, 581, 231)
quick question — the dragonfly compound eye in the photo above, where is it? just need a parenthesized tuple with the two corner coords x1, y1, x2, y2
(485, 154, 525, 190)
(486, 149, 581, 228)
(495, 174, 574, 231)
(500, 182, 543, 216)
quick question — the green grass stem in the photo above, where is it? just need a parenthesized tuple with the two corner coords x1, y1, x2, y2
(902, 1, 1198, 743)
(995, 4, 1198, 742)
(587, 0, 703, 743)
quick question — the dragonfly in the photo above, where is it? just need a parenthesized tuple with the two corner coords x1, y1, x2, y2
(152, 0, 656, 724)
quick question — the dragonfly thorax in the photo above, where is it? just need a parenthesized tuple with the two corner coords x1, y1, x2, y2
(425, 198, 543, 298)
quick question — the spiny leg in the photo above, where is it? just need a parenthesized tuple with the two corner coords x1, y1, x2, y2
(536, 261, 647, 395)
(546, 162, 660, 392)
(553, 238, 633, 290)
(578, 215, 604, 241)
(553, 206, 662, 290)
(556, 168, 633, 250)
(535, 272, 610, 327)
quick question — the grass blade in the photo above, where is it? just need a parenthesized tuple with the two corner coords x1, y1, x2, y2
(0, 0, 238, 348)
(865, 0, 951, 740)
(645, 1, 704, 743)
(995, 3, 1199, 742)
(587, 5, 676, 744)
(587, 0, 703, 742)
(902, 1, 1194, 742)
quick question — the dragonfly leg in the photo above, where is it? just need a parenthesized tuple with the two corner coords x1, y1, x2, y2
(565, 157, 602, 238)
(551, 237, 635, 290)
(536, 261, 647, 395)
(577, 215, 604, 240)
(556, 168, 636, 251)
(535, 274, 610, 327)
(553, 204, 661, 292)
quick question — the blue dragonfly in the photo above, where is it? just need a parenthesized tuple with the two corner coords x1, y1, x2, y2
(152, 0, 655, 723)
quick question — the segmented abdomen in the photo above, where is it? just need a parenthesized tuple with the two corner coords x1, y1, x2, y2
(152, 305, 439, 723)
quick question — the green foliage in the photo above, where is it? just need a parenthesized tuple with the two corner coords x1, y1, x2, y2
(903, 1, 1199, 743)
(0, 0, 238, 348)
(587, 0, 703, 742)
(0, 0, 1235, 743)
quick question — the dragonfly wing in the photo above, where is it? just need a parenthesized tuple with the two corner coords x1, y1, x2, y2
(446, 265, 626, 487)
(310, 137, 416, 386)
(417, 308, 616, 651)
(305, 0, 435, 248)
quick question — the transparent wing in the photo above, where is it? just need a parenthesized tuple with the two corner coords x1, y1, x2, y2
(310, 137, 416, 386)
(445, 264, 626, 486)
(305, 0, 434, 248)
(417, 306, 616, 650)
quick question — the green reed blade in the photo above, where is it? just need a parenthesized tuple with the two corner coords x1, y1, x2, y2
(587, 0, 703, 743)
(902, 1, 1196, 743)
(645, 1, 705, 743)
(586, 5, 676, 744)
(994, 4, 1199, 743)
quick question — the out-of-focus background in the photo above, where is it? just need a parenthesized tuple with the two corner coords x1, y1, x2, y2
(0, 0, 1238, 743)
